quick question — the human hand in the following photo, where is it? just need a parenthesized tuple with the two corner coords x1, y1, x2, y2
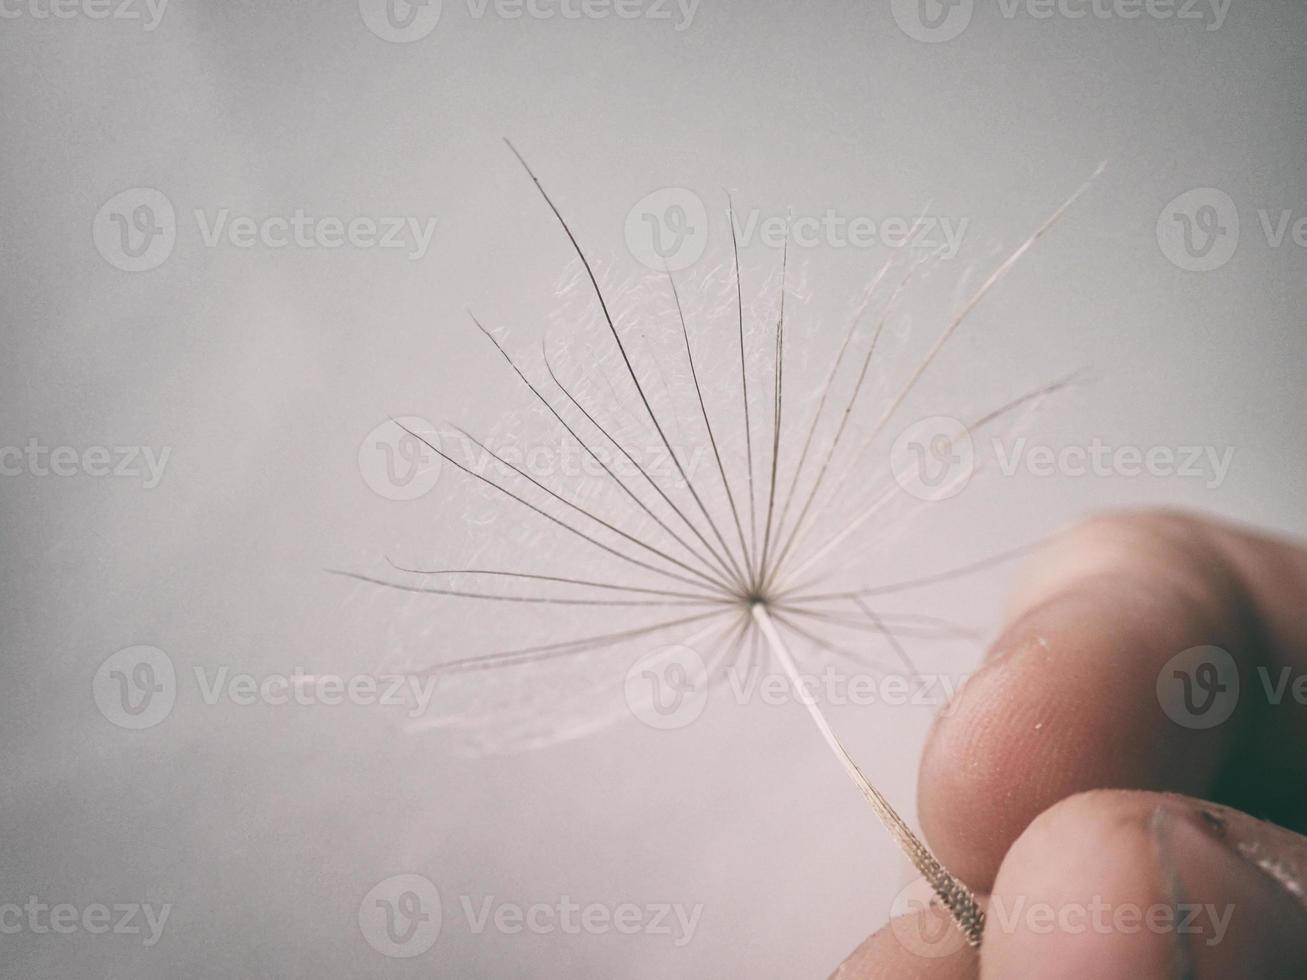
(835, 512, 1307, 979)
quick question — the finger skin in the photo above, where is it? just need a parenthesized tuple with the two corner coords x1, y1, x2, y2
(831, 908, 978, 980)
(833, 790, 1307, 978)
(920, 511, 1307, 888)
(980, 790, 1307, 979)
(836, 513, 1307, 977)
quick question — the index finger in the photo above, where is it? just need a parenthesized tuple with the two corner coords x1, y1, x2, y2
(918, 510, 1307, 890)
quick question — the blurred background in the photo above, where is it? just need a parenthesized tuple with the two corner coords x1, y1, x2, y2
(2, 1, 1304, 976)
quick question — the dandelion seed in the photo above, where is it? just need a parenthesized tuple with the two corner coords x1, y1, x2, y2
(345, 143, 1104, 949)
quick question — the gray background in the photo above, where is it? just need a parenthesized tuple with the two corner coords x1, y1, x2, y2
(2, 1, 1305, 977)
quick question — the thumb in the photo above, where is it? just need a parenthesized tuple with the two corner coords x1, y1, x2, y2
(979, 789, 1307, 978)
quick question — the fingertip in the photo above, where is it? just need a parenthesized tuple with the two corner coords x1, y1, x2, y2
(918, 586, 1198, 887)
(918, 514, 1251, 888)
(979, 790, 1307, 979)
(979, 789, 1174, 978)
(830, 909, 979, 980)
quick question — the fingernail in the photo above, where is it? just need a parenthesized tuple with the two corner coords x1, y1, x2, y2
(1192, 804, 1306, 903)
(1151, 802, 1307, 977)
